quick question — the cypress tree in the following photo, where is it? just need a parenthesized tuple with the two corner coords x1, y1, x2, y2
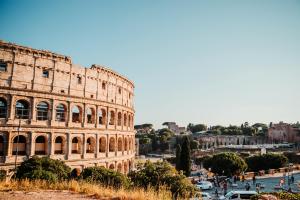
(175, 144, 181, 171)
(179, 136, 191, 176)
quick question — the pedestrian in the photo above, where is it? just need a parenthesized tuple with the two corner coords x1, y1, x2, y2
(252, 175, 256, 185)
(245, 182, 250, 191)
(223, 181, 228, 195)
(291, 174, 295, 183)
(242, 175, 245, 183)
(215, 188, 219, 197)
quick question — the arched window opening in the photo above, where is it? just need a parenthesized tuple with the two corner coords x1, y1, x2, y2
(117, 163, 122, 173)
(0, 136, 4, 156)
(86, 108, 95, 124)
(109, 164, 114, 170)
(117, 138, 123, 151)
(99, 137, 106, 153)
(98, 109, 106, 125)
(56, 104, 66, 122)
(35, 136, 46, 155)
(36, 102, 49, 121)
(109, 137, 115, 152)
(123, 114, 127, 127)
(128, 115, 131, 128)
(72, 106, 82, 123)
(72, 137, 81, 154)
(109, 111, 115, 125)
(55, 136, 64, 154)
(15, 100, 29, 119)
(117, 112, 122, 126)
(86, 137, 95, 153)
(0, 98, 7, 118)
(12, 135, 26, 155)
(125, 138, 128, 151)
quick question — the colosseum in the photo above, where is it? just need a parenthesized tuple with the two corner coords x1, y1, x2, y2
(0, 40, 135, 174)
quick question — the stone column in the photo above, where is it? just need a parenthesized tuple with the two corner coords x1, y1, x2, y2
(29, 132, 35, 156)
(67, 101, 72, 126)
(106, 106, 109, 129)
(6, 131, 12, 157)
(82, 103, 86, 127)
(95, 105, 99, 128)
(31, 97, 37, 122)
(50, 132, 55, 156)
(115, 134, 117, 156)
(50, 99, 56, 125)
(96, 133, 100, 158)
(67, 132, 72, 160)
(106, 134, 109, 157)
(8, 95, 15, 120)
(82, 134, 86, 158)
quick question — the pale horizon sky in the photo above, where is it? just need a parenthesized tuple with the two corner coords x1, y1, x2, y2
(0, 0, 299, 129)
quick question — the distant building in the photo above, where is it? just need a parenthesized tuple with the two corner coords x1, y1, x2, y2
(268, 122, 300, 143)
(163, 122, 186, 134)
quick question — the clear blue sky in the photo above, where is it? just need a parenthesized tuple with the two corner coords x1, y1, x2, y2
(1, 0, 299, 128)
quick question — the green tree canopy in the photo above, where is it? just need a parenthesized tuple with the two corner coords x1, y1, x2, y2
(245, 153, 288, 172)
(187, 123, 207, 133)
(203, 153, 247, 176)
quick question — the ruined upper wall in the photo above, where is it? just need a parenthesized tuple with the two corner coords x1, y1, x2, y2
(0, 40, 134, 109)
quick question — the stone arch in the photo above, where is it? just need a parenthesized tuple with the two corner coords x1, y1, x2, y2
(117, 163, 122, 173)
(72, 105, 82, 123)
(54, 136, 66, 154)
(117, 137, 123, 151)
(124, 161, 128, 174)
(36, 101, 49, 121)
(109, 110, 115, 125)
(12, 135, 27, 155)
(86, 107, 95, 124)
(55, 103, 67, 122)
(72, 137, 82, 154)
(109, 163, 115, 170)
(125, 137, 128, 151)
(86, 137, 96, 153)
(98, 109, 106, 125)
(99, 136, 106, 153)
(128, 115, 131, 128)
(117, 112, 122, 126)
(109, 137, 116, 152)
(0, 97, 7, 119)
(15, 99, 30, 119)
(35, 135, 47, 155)
(123, 113, 127, 126)
(0, 135, 4, 155)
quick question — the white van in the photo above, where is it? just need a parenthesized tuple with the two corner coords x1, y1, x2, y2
(219, 191, 257, 200)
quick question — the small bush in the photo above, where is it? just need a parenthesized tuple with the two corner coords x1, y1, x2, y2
(251, 192, 300, 200)
(246, 153, 288, 172)
(16, 156, 71, 182)
(80, 166, 130, 189)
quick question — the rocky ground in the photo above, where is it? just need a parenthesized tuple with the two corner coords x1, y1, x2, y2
(0, 190, 114, 200)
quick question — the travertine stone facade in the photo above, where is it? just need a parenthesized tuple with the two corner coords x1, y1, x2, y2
(0, 40, 135, 173)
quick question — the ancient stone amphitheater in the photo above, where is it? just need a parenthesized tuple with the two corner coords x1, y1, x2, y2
(0, 40, 135, 174)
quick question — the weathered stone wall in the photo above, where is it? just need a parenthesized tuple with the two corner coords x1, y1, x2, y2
(0, 40, 135, 174)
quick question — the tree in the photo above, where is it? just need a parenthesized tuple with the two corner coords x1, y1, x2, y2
(190, 140, 199, 150)
(16, 156, 71, 182)
(175, 144, 182, 171)
(246, 153, 288, 172)
(178, 136, 191, 176)
(188, 123, 207, 133)
(203, 153, 247, 176)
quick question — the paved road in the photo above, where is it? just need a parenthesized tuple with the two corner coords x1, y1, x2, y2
(202, 172, 300, 199)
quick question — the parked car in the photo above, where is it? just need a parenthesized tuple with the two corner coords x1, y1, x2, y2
(219, 191, 257, 200)
(190, 192, 212, 200)
(195, 181, 213, 190)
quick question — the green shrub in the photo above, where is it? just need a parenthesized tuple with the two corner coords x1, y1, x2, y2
(80, 166, 130, 189)
(16, 156, 71, 182)
(251, 192, 300, 200)
(129, 161, 196, 199)
(246, 153, 288, 172)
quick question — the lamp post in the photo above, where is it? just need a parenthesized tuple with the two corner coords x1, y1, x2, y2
(14, 115, 21, 174)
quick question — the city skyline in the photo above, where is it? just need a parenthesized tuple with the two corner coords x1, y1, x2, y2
(1, 0, 299, 129)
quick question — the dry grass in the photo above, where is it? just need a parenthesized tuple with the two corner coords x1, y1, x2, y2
(0, 180, 172, 200)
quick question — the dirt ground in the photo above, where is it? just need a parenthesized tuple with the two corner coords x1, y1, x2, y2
(0, 190, 101, 200)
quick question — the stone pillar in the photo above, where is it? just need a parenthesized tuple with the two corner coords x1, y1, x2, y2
(50, 132, 55, 156)
(51, 99, 56, 125)
(29, 132, 35, 156)
(67, 132, 72, 160)
(82, 103, 86, 127)
(96, 133, 100, 158)
(67, 101, 72, 126)
(95, 105, 99, 128)
(82, 134, 86, 158)
(122, 135, 124, 155)
(31, 97, 37, 122)
(115, 134, 117, 156)
(106, 134, 109, 157)
(8, 95, 15, 120)
(6, 131, 12, 157)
